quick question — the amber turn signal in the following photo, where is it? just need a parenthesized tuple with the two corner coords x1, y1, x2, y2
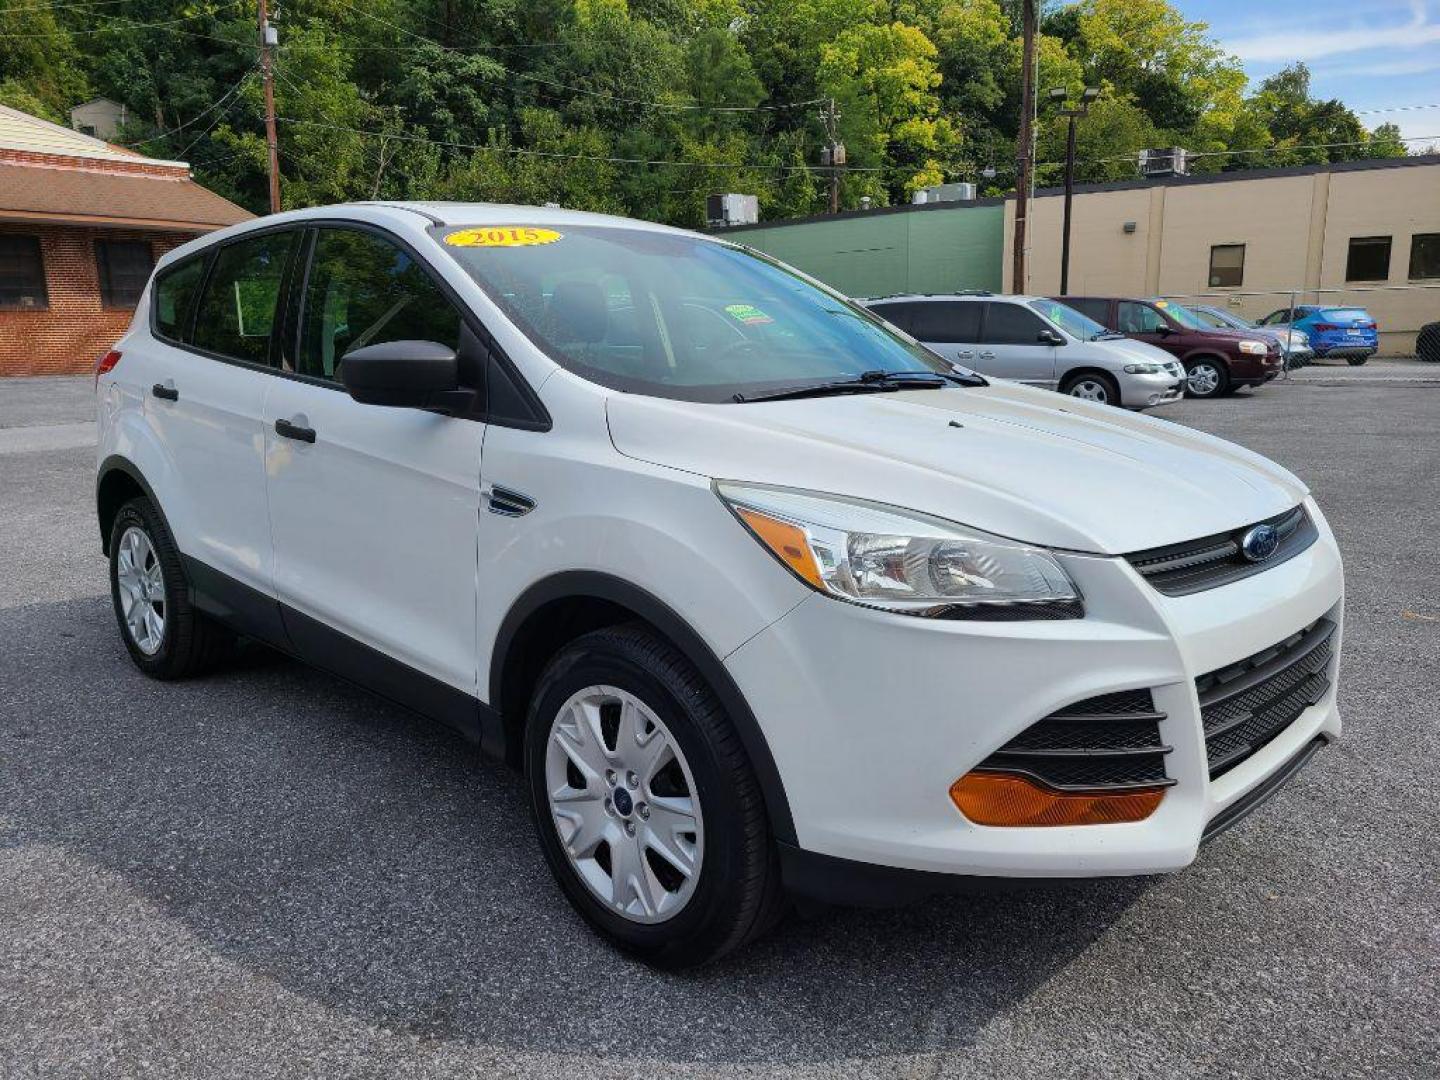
(950, 771, 1165, 827)
(734, 506, 826, 589)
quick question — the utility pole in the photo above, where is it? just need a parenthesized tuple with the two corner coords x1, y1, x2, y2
(820, 98, 845, 214)
(259, 0, 281, 214)
(1011, 0, 1036, 293)
(1051, 86, 1100, 295)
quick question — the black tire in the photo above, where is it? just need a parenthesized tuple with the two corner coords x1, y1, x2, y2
(524, 623, 784, 968)
(1059, 371, 1121, 407)
(1183, 357, 1230, 399)
(1418, 323, 1440, 363)
(1346, 355, 1369, 366)
(108, 496, 232, 679)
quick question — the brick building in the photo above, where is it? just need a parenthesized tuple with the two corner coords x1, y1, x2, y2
(0, 105, 252, 377)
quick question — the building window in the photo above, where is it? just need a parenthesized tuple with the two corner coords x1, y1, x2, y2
(1208, 244, 1245, 288)
(96, 240, 156, 308)
(0, 235, 49, 310)
(1409, 233, 1440, 280)
(1345, 236, 1392, 282)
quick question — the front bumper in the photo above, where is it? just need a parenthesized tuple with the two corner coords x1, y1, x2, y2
(1120, 371, 1185, 408)
(725, 497, 1344, 887)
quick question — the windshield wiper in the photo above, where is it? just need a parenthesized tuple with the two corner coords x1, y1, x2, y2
(1089, 331, 1126, 341)
(733, 369, 963, 403)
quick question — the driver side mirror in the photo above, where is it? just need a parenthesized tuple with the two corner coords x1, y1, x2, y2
(1037, 329, 1066, 346)
(340, 340, 470, 412)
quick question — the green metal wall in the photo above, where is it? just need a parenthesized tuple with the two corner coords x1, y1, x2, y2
(727, 203, 1004, 298)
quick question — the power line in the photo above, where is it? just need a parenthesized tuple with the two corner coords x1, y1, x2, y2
(121, 66, 257, 148)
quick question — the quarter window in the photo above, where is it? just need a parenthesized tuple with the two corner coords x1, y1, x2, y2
(1345, 236, 1392, 282)
(1116, 301, 1168, 334)
(152, 255, 207, 342)
(1409, 233, 1440, 280)
(1208, 244, 1245, 288)
(0, 234, 48, 310)
(96, 239, 155, 308)
(981, 303, 1049, 345)
(191, 231, 296, 365)
(297, 228, 462, 382)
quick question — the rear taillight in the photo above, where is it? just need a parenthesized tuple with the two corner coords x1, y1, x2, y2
(1313, 323, 1338, 332)
(95, 349, 121, 386)
(1363, 322, 1377, 330)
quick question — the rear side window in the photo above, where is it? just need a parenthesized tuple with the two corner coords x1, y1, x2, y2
(191, 231, 295, 365)
(152, 256, 206, 342)
(867, 302, 915, 333)
(297, 228, 461, 382)
(981, 303, 1048, 345)
(910, 301, 981, 343)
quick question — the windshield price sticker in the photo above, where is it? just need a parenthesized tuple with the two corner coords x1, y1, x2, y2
(725, 303, 774, 325)
(444, 227, 563, 248)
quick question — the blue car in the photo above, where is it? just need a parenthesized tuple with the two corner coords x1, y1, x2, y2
(1257, 305, 1378, 365)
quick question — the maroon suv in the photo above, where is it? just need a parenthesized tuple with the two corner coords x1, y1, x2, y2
(1055, 296, 1283, 399)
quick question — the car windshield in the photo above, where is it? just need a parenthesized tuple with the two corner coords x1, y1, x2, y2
(1028, 299, 1111, 340)
(432, 224, 951, 403)
(1154, 300, 1208, 329)
(1195, 307, 1250, 330)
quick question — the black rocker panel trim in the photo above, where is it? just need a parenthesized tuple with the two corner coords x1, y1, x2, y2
(182, 555, 289, 647)
(490, 571, 798, 845)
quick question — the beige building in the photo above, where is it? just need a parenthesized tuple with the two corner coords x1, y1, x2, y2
(1005, 155, 1440, 354)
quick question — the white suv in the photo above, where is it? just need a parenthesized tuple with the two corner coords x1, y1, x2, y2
(862, 293, 1185, 408)
(96, 204, 1344, 967)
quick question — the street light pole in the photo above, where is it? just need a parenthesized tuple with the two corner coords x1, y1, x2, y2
(1050, 86, 1100, 296)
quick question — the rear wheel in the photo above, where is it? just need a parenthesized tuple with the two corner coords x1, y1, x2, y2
(525, 624, 783, 968)
(1346, 355, 1369, 366)
(1060, 371, 1120, 406)
(108, 497, 232, 678)
(1184, 358, 1229, 399)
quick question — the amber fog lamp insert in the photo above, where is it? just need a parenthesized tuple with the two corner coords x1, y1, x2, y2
(950, 771, 1166, 826)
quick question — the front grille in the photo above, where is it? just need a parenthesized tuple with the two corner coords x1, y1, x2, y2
(976, 689, 1174, 792)
(1125, 504, 1318, 597)
(1198, 618, 1335, 779)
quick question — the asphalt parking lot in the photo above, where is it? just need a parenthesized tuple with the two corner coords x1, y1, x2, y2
(2, 370, 1437, 1079)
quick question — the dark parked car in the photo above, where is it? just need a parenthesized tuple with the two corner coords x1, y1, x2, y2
(1056, 296, 1284, 399)
(1419, 320, 1440, 363)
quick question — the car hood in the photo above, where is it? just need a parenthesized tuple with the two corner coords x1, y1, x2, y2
(1092, 337, 1181, 366)
(606, 381, 1308, 555)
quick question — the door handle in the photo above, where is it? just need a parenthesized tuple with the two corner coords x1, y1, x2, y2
(274, 417, 316, 444)
(977, 351, 997, 360)
(151, 382, 179, 402)
(953, 351, 975, 359)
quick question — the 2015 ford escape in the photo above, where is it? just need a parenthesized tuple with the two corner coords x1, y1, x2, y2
(96, 203, 1345, 968)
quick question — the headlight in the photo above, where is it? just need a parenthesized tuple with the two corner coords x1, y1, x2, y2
(716, 482, 1080, 617)
(1123, 363, 1164, 374)
(1237, 339, 1269, 355)
(1292, 331, 1310, 346)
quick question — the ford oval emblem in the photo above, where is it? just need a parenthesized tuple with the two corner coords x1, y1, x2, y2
(1240, 523, 1281, 562)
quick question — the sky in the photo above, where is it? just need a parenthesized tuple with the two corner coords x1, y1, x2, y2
(1191, 0, 1440, 149)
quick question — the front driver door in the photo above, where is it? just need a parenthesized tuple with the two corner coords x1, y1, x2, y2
(262, 224, 486, 702)
(1117, 300, 1178, 358)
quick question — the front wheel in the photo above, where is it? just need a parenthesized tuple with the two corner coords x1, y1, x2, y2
(1184, 358, 1229, 399)
(524, 625, 783, 968)
(1060, 371, 1120, 406)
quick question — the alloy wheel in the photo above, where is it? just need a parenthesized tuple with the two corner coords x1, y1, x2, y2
(116, 525, 166, 655)
(544, 685, 704, 924)
(1068, 378, 1111, 403)
(1187, 363, 1221, 396)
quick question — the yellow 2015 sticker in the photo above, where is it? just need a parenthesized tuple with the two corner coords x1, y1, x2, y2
(444, 227, 563, 248)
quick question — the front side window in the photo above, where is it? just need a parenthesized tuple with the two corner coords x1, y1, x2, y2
(1346, 236, 1392, 282)
(297, 228, 461, 382)
(1409, 233, 1440, 280)
(96, 240, 155, 309)
(0, 234, 48, 310)
(1117, 301, 1168, 334)
(191, 231, 295, 365)
(152, 255, 206, 342)
(1208, 244, 1245, 288)
(433, 225, 948, 403)
(981, 303, 1050, 345)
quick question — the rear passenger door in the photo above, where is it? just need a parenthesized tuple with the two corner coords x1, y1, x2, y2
(262, 224, 486, 700)
(142, 229, 296, 635)
(977, 302, 1057, 386)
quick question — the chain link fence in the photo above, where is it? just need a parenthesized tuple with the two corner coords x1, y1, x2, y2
(1157, 283, 1440, 361)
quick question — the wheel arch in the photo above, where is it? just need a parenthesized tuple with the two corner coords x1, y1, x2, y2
(97, 455, 171, 557)
(489, 571, 797, 844)
(1058, 366, 1121, 392)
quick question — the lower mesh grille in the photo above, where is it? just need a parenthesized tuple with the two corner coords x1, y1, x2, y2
(1199, 618, 1335, 779)
(977, 689, 1174, 792)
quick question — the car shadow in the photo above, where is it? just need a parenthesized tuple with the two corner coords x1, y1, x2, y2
(0, 596, 1153, 1066)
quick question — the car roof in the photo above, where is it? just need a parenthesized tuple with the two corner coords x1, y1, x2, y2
(859, 291, 1019, 303)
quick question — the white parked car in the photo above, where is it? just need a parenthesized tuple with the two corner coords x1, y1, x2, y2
(861, 292, 1185, 408)
(96, 203, 1344, 967)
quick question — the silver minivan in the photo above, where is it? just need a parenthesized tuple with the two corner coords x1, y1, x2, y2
(863, 292, 1185, 409)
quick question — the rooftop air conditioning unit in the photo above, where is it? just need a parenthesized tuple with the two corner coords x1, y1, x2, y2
(706, 193, 759, 228)
(912, 181, 978, 205)
(1138, 148, 1189, 178)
